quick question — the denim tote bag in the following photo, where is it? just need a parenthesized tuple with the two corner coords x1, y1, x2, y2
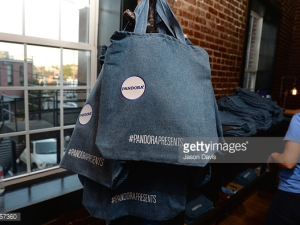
(60, 68, 129, 189)
(96, 0, 223, 166)
(78, 162, 187, 222)
(184, 190, 213, 225)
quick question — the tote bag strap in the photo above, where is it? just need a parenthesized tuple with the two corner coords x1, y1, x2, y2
(133, 0, 149, 33)
(156, 0, 186, 43)
(134, 0, 186, 45)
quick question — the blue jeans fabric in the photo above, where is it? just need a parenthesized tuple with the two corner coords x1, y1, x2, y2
(218, 96, 272, 130)
(218, 96, 272, 135)
(60, 66, 129, 190)
(222, 128, 257, 137)
(234, 87, 283, 124)
(232, 167, 257, 186)
(217, 85, 285, 136)
(79, 162, 187, 222)
(184, 190, 213, 225)
(224, 165, 257, 186)
(96, 0, 222, 166)
(219, 110, 257, 136)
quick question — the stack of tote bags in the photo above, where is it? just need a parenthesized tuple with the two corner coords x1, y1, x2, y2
(60, 0, 223, 223)
(218, 87, 283, 137)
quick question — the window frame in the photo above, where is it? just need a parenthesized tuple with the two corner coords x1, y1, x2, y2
(243, 11, 263, 92)
(0, 0, 99, 187)
(6, 64, 13, 86)
(19, 65, 24, 85)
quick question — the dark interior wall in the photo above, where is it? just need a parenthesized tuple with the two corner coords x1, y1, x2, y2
(120, 0, 138, 29)
(251, 0, 281, 93)
(283, 0, 300, 109)
(271, 0, 299, 108)
(241, 0, 300, 109)
(238, 0, 281, 94)
(97, 0, 137, 75)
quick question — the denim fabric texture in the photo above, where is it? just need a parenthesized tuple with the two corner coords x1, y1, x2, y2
(218, 110, 257, 137)
(232, 167, 257, 186)
(98, 45, 108, 69)
(60, 68, 129, 189)
(218, 110, 256, 130)
(184, 190, 213, 225)
(224, 165, 257, 186)
(218, 87, 283, 136)
(96, 0, 222, 166)
(218, 96, 272, 130)
(78, 162, 187, 221)
(233, 87, 283, 124)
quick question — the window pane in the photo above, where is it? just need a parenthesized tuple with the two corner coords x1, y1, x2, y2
(64, 128, 74, 153)
(0, 0, 95, 180)
(0, 42, 24, 87)
(28, 89, 58, 130)
(25, 0, 60, 40)
(243, 12, 262, 92)
(63, 89, 86, 125)
(0, 90, 25, 133)
(23, 0, 90, 43)
(61, 0, 90, 43)
(19, 65, 24, 85)
(27, 45, 60, 86)
(0, 0, 22, 35)
(243, 72, 257, 92)
(27, 132, 60, 171)
(63, 49, 90, 86)
(246, 16, 260, 70)
(98, 0, 121, 46)
(1, 135, 27, 178)
(7, 65, 13, 85)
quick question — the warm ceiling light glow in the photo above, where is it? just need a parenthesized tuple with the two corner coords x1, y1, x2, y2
(291, 87, 298, 95)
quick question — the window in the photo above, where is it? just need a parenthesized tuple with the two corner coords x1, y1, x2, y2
(0, 103, 10, 122)
(7, 65, 13, 86)
(19, 65, 24, 85)
(243, 11, 263, 92)
(0, 0, 98, 185)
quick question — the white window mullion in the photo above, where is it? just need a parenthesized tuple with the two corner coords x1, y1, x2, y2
(0, 32, 94, 51)
(22, 0, 25, 36)
(243, 11, 263, 92)
(60, 48, 64, 128)
(24, 42, 32, 173)
(245, 17, 254, 70)
(59, 0, 62, 41)
(25, 134, 31, 173)
(89, 0, 98, 89)
(61, 129, 65, 160)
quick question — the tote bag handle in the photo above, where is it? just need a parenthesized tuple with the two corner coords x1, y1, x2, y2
(134, 0, 186, 45)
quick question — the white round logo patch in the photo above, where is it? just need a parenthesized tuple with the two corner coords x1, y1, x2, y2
(121, 76, 145, 100)
(79, 104, 92, 125)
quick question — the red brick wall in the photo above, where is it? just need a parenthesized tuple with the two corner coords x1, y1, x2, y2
(137, 0, 300, 106)
(137, 0, 248, 99)
(171, 0, 248, 99)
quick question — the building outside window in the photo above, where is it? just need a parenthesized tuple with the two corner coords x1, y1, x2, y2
(0, 0, 98, 186)
(6, 65, 13, 86)
(19, 65, 24, 86)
